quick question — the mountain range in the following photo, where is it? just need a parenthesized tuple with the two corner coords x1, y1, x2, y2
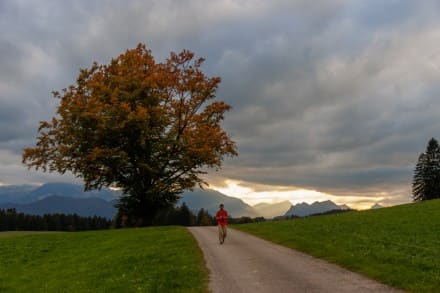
(284, 200, 351, 218)
(0, 183, 119, 219)
(0, 195, 116, 219)
(0, 182, 119, 204)
(1, 182, 354, 219)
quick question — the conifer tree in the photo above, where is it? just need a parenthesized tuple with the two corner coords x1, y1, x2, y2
(412, 138, 440, 201)
(196, 208, 213, 226)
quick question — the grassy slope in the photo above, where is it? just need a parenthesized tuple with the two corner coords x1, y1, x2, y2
(234, 199, 440, 292)
(0, 227, 208, 292)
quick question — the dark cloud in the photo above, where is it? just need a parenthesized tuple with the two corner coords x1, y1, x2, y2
(1, 1, 440, 204)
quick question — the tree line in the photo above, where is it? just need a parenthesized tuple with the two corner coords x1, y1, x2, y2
(114, 203, 216, 228)
(1, 203, 271, 231)
(114, 203, 271, 228)
(0, 204, 217, 231)
(0, 208, 112, 231)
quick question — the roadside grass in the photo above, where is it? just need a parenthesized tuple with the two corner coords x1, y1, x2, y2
(0, 226, 208, 292)
(0, 231, 62, 238)
(234, 199, 440, 292)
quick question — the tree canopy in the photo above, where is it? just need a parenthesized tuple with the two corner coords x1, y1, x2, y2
(412, 137, 440, 201)
(23, 44, 237, 225)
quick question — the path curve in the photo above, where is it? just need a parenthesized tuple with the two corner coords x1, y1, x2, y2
(188, 227, 403, 293)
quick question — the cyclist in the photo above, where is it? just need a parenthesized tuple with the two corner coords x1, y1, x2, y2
(216, 203, 228, 244)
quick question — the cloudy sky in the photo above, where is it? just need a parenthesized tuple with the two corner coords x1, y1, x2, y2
(1, 0, 440, 209)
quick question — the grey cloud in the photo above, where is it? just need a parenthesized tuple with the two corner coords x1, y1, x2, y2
(1, 0, 440, 203)
(211, 2, 440, 198)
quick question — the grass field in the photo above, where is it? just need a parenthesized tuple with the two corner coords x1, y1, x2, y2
(234, 199, 440, 292)
(0, 227, 208, 292)
(2, 201, 439, 292)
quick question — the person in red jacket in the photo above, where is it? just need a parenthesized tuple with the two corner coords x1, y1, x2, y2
(216, 203, 228, 244)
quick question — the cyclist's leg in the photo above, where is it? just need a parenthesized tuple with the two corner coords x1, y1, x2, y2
(221, 225, 227, 243)
(218, 225, 223, 243)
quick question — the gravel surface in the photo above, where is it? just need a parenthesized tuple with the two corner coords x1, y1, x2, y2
(188, 226, 403, 293)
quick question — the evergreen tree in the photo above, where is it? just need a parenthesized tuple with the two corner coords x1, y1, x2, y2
(176, 203, 195, 226)
(412, 138, 440, 201)
(196, 208, 214, 226)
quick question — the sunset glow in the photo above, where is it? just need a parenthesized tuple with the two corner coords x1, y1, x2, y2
(210, 179, 387, 210)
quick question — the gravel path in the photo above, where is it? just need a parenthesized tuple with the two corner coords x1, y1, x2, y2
(188, 226, 403, 293)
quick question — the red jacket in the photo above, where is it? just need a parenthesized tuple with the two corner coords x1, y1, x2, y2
(216, 209, 228, 226)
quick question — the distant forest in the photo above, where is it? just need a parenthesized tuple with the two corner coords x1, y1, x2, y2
(0, 204, 219, 231)
(0, 208, 112, 231)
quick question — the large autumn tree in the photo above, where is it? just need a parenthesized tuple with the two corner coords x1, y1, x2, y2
(23, 44, 237, 225)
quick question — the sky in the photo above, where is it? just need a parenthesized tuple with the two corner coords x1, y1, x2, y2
(1, 0, 440, 209)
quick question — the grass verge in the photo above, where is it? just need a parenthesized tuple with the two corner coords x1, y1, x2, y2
(0, 227, 208, 292)
(234, 199, 440, 292)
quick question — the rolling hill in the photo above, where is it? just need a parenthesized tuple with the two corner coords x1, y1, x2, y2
(234, 199, 440, 292)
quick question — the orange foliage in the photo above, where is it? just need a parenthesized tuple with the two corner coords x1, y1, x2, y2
(23, 44, 237, 212)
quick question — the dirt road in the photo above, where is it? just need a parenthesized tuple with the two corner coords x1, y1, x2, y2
(188, 227, 402, 293)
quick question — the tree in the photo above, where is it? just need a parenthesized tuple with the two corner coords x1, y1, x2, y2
(22, 44, 237, 225)
(196, 208, 214, 226)
(175, 202, 195, 226)
(412, 137, 440, 201)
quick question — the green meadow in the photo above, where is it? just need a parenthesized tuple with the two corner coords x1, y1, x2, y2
(234, 199, 440, 292)
(1, 200, 439, 292)
(0, 227, 208, 292)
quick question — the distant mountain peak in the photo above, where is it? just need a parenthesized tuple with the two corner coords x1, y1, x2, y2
(284, 200, 346, 217)
(319, 200, 334, 204)
(339, 204, 351, 210)
(252, 201, 292, 218)
(371, 203, 383, 209)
